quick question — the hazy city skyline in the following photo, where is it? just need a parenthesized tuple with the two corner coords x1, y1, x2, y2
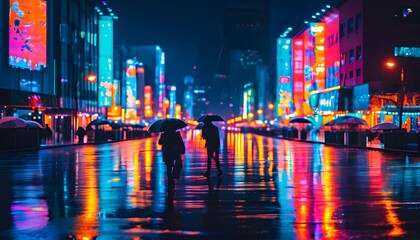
(110, 0, 333, 87)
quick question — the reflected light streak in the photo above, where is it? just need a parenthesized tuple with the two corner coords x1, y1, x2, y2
(247, 134, 253, 167)
(129, 148, 140, 208)
(12, 199, 48, 230)
(74, 146, 99, 238)
(384, 200, 405, 237)
(233, 133, 245, 185)
(321, 147, 338, 238)
(256, 135, 265, 176)
(144, 140, 153, 184)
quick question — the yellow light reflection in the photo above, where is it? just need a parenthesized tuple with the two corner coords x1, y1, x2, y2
(74, 145, 99, 238)
(247, 134, 253, 167)
(384, 200, 405, 237)
(144, 139, 153, 183)
(321, 146, 338, 238)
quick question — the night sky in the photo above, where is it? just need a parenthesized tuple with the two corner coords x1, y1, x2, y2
(110, 0, 333, 87)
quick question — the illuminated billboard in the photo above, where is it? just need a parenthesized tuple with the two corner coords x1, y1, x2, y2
(292, 35, 305, 116)
(144, 86, 153, 118)
(276, 38, 293, 117)
(9, 0, 47, 70)
(98, 16, 114, 107)
(125, 60, 137, 111)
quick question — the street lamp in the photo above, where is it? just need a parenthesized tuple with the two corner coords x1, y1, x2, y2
(385, 60, 406, 129)
(74, 73, 97, 141)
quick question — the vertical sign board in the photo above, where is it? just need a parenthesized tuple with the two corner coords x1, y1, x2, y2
(312, 23, 325, 91)
(98, 16, 114, 107)
(144, 86, 153, 118)
(276, 38, 293, 117)
(125, 59, 137, 118)
(293, 35, 305, 116)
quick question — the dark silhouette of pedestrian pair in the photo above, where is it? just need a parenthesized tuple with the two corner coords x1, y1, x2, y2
(76, 127, 86, 144)
(201, 120, 222, 177)
(158, 129, 185, 191)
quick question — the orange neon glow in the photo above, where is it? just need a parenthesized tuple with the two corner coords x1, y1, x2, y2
(386, 61, 396, 68)
(73, 146, 99, 238)
(86, 74, 97, 82)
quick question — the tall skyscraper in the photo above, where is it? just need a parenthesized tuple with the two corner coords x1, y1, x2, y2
(223, 0, 270, 117)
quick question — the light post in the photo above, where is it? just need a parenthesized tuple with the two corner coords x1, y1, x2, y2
(74, 73, 97, 141)
(385, 61, 406, 129)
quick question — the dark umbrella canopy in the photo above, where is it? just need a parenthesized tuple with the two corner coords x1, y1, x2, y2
(197, 114, 225, 122)
(87, 118, 111, 128)
(371, 122, 399, 131)
(148, 118, 188, 133)
(129, 123, 146, 129)
(324, 115, 369, 131)
(25, 120, 43, 129)
(325, 116, 368, 126)
(289, 116, 313, 124)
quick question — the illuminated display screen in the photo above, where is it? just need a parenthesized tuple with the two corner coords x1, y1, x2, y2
(144, 86, 153, 118)
(292, 36, 305, 116)
(394, 46, 420, 58)
(98, 56, 113, 106)
(125, 60, 137, 110)
(311, 23, 325, 90)
(352, 83, 369, 111)
(98, 16, 114, 107)
(318, 89, 339, 112)
(9, 0, 47, 70)
(323, 10, 340, 89)
(276, 38, 293, 116)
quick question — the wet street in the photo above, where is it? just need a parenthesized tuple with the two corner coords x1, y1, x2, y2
(0, 130, 419, 239)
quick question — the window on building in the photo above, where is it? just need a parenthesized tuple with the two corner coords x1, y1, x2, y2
(340, 22, 346, 38)
(355, 12, 361, 31)
(356, 46, 362, 60)
(349, 71, 354, 79)
(356, 68, 361, 77)
(349, 49, 355, 63)
(340, 74, 344, 81)
(347, 17, 354, 34)
(340, 52, 346, 65)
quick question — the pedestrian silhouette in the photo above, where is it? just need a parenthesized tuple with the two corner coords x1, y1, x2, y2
(201, 120, 222, 177)
(158, 129, 185, 191)
(43, 124, 53, 142)
(76, 127, 86, 144)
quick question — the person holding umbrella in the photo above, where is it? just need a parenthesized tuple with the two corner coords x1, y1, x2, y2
(200, 115, 224, 177)
(149, 118, 187, 192)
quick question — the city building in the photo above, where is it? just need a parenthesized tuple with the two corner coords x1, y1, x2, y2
(223, 0, 270, 117)
(0, 0, 106, 142)
(114, 45, 165, 121)
(276, 0, 420, 131)
(338, 0, 420, 130)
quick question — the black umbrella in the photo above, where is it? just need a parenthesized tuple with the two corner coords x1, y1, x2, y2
(129, 123, 146, 129)
(87, 118, 111, 128)
(324, 115, 369, 131)
(325, 115, 368, 126)
(371, 122, 399, 131)
(148, 118, 188, 133)
(289, 116, 313, 124)
(25, 120, 43, 129)
(197, 114, 225, 122)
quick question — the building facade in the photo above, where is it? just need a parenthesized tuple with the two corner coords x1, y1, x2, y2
(0, 0, 105, 142)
